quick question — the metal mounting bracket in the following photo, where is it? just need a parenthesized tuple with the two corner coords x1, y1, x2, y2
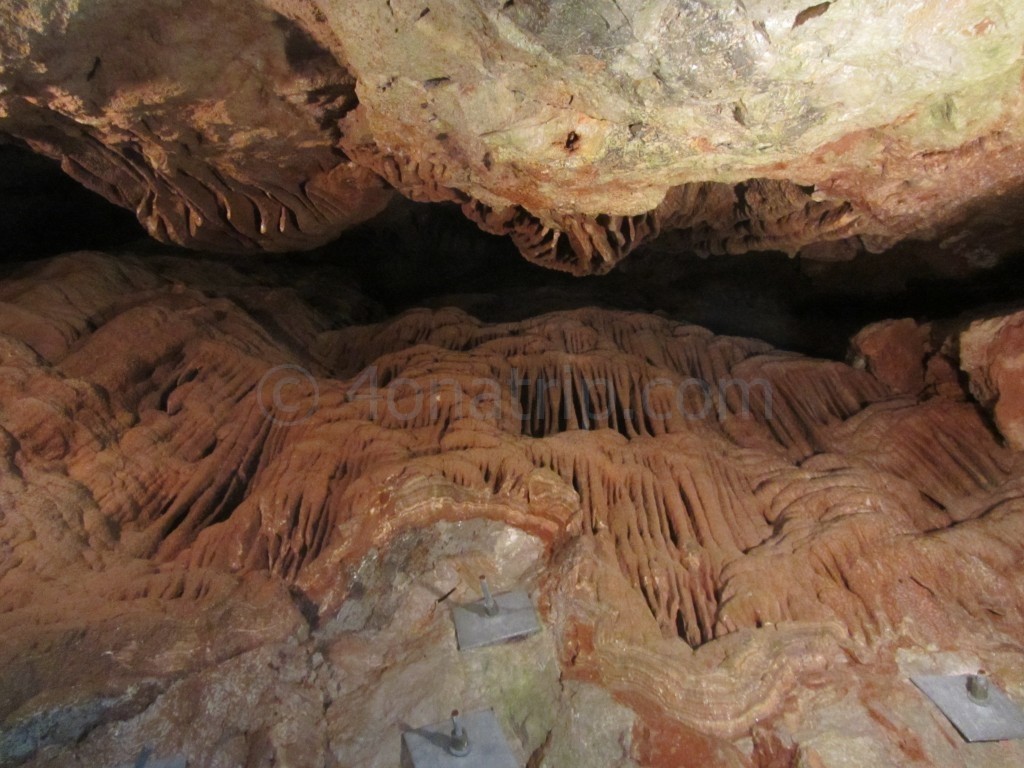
(450, 577, 540, 651)
(912, 673, 1024, 742)
(401, 709, 518, 768)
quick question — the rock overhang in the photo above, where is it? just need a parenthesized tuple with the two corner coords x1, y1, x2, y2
(0, 0, 1022, 273)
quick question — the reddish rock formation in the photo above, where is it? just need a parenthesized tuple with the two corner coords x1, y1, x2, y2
(3, 3, 1024, 764)
(2, 251, 1024, 766)
(960, 308, 1024, 450)
(849, 318, 931, 396)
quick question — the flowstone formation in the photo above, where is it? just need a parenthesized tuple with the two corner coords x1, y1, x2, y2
(2, 250, 1024, 766)
(2, 1, 1024, 272)
(4, 3, 1024, 764)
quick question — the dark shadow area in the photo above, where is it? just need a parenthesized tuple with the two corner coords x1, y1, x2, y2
(3, 140, 1024, 360)
(0, 139, 147, 262)
(318, 198, 1024, 358)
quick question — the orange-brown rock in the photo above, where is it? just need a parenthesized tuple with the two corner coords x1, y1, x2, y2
(2, 2, 1024, 272)
(960, 308, 1024, 450)
(2, 251, 1024, 766)
(849, 318, 931, 396)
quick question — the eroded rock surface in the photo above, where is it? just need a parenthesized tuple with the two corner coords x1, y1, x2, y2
(960, 308, 1024, 450)
(848, 318, 929, 395)
(2, 2, 1024, 271)
(1, 250, 1024, 766)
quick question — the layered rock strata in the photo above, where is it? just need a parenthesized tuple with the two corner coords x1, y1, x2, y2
(2, 251, 1024, 765)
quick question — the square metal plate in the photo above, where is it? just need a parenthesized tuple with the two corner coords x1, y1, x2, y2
(118, 748, 187, 768)
(141, 757, 186, 768)
(401, 709, 518, 768)
(450, 590, 540, 651)
(912, 675, 1024, 742)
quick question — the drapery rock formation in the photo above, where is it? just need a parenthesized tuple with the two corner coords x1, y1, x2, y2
(4, 1, 1024, 766)
(961, 309, 1024, 451)
(2, 250, 1024, 766)
(2, 1, 1024, 272)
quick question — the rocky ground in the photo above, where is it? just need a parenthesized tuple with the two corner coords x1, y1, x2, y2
(1, 248, 1024, 767)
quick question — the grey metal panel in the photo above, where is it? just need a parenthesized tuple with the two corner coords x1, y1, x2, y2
(451, 590, 541, 651)
(118, 748, 187, 768)
(912, 674, 1024, 742)
(401, 709, 518, 768)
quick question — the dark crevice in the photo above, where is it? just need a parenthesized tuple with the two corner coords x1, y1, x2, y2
(0, 140, 147, 262)
(3, 146, 1024, 363)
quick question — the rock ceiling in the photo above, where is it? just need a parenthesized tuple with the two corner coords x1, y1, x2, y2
(2, 0, 1024, 272)
(4, 2, 1024, 767)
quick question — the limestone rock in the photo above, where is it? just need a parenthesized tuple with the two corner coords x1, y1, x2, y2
(2, 2, 1024, 271)
(3, 250, 1024, 766)
(960, 308, 1024, 450)
(533, 682, 641, 768)
(849, 318, 930, 395)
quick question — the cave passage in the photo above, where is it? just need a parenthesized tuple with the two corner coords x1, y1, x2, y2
(3, 124, 1024, 768)
(6, 141, 1024, 361)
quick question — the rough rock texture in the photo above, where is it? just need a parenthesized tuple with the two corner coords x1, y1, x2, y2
(849, 318, 931, 395)
(960, 308, 1024, 450)
(2, 2, 1024, 272)
(2, 250, 1024, 766)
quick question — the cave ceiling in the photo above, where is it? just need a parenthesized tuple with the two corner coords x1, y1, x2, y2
(4, 4, 1024, 768)
(2, 0, 1023, 273)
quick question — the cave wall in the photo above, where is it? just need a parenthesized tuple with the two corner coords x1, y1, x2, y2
(3, 251, 1024, 765)
(2, 0, 1024, 271)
